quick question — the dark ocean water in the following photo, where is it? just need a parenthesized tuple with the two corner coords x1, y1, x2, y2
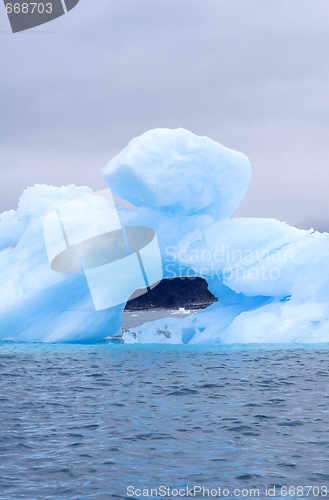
(1, 342, 329, 500)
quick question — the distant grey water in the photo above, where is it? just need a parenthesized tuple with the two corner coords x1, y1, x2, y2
(121, 308, 194, 331)
(1, 342, 329, 499)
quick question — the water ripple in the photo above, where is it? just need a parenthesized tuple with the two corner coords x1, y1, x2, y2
(1, 343, 329, 498)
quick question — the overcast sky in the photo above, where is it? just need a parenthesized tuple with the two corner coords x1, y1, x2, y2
(1, 0, 329, 227)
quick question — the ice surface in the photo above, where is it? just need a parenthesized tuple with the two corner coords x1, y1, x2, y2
(101, 128, 251, 218)
(0, 185, 123, 343)
(1, 128, 329, 343)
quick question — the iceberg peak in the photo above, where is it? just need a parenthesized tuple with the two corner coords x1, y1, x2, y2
(102, 128, 251, 218)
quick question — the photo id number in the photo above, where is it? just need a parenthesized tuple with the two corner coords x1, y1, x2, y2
(5, 3, 53, 14)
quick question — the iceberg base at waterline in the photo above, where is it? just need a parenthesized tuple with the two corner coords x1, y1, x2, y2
(1, 128, 329, 344)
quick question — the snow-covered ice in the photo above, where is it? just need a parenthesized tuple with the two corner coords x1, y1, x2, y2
(1, 128, 329, 343)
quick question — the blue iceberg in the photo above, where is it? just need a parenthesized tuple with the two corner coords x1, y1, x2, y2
(1, 128, 328, 344)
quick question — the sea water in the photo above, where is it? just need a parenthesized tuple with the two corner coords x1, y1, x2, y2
(1, 342, 329, 499)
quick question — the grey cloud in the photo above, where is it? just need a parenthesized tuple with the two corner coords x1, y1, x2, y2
(1, 0, 329, 228)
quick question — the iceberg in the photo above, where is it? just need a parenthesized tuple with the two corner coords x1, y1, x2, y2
(0, 185, 123, 343)
(102, 127, 251, 218)
(1, 128, 329, 344)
